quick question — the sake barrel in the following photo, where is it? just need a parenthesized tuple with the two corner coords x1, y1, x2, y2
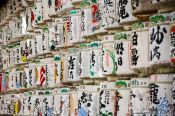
(35, 33, 43, 55)
(131, 0, 157, 16)
(69, 90, 78, 116)
(31, 5, 36, 28)
(14, 16, 22, 38)
(2, 24, 8, 44)
(70, 10, 82, 44)
(23, 67, 29, 89)
(114, 31, 134, 75)
(149, 13, 172, 66)
(1, 72, 8, 93)
(8, 20, 14, 40)
(90, 3, 102, 33)
(1, 48, 9, 70)
(91, 2, 107, 35)
(3, 95, 8, 114)
(2, 25, 8, 45)
(20, 11, 27, 36)
(25, 7, 33, 31)
(54, 54, 62, 85)
(171, 11, 175, 23)
(170, 24, 175, 65)
(45, 59, 55, 87)
(0, 53, 3, 70)
(10, 17, 18, 38)
(6, 94, 14, 114)
(52, 88, 61, 115)
(89, 41, 104, 78)
(5, 95, 10, 114)
(149, 74, 174, 115)
(48, 0, 63, 17)
(42, 0, 51, 22)
(13, 94, 23, 115)
(0, 74, 2, 93)
(41, 28, 50, 54)
(78, 43, 91, 78)
(1, 95, 5, 114)
(0, 96, 3, 114)
(20, 93, 27, 115)
(2, 95, 6, 114)
(117, 0, 137, 25)
(19, 40, 28, 64)
(33, 90, 44, 116)
(13, 43, 21, 65)
(23, 91, 34, 115)
(2, 95, 7, 114)
(80, 7, 93, 37)
(8, 46, 14, 66)
(67, 48, 81, 82)
(42, 90, 54, 116)
(15, 70, 24, 90)
(60, 52, 69, 82)
(35, 63, 46, 87)
(59, 88, 70, 116)
(115, 80, 131, 116)
(19, 93, 26, 115)
(0, 96, 5, 114)
(55, 18, 65, 48)
(27, 36, 36, 59)
(62, 15, 73, 47)
(100, 81, 116, 116)
(102, 35, 116, 75)
(9, 69, 16, 90)
(39, 58, 52, 87)
(61, 0, 73, 13)
(48, 20, 64, 50)
(129, 78, 150, 115)
(28, 63, 36, 88)
(101, 0, 121, 29)
(13, 45, 18, 65)
(172, 75, 175, 115)
(34, 0, 43, 25)
(131, 22, 150, 71)
(78, 85, 100, 116)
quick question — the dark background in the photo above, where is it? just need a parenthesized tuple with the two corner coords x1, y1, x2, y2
(0, 0, 8, 7)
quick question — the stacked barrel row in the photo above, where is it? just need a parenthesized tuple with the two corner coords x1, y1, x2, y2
(0, 15, 175, 87)
(0, 0, 175, 116)
(1, 76, 175, 116)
